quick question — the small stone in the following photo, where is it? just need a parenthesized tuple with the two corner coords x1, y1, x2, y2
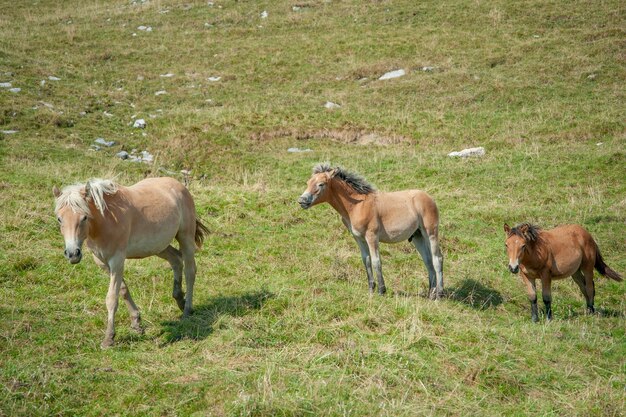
(596, 142, 603, 146)
(8, 88, 21, 93)
(260, 10, 268, 19)
(207, 76, 221, 82)
(116, 151, 130, 160)
(133, 118, 146, 128)
(155, 90, 167, 95)
(448, 147, 485, 158)
(137, 25, 152, 31)
(103, 111, 113, 117)
(90, 145, 101, 151)
(421, 66, 435, 72)
(40, 80, 46, 86)
(0, 82, 12, 88)
(324, 101, 341, 109)
(1, 130, 18, 134)
(48, 76, 61, 81)
(288, 147, 313, 153)
(379, 69, 405, 80)
(95, 138, 116, 147)
(160, 73, 175, 78)
(587, 73, 597, 80)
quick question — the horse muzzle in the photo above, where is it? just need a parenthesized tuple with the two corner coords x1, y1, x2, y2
(64, 247, 83, 264)
(297, 194, 312, 209)
(508, 264, 519, 274)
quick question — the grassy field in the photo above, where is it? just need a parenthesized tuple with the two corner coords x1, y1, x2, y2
(1, 0, 625, 415)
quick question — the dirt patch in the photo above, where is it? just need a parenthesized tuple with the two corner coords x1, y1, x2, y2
(251, 128, 412, 145)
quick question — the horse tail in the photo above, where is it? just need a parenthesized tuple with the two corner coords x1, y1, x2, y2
(594, 247, 623, 281)
(194, 219, 210, 249)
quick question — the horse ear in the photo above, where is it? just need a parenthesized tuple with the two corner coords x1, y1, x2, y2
(52, 186, 61, 198)
(84, 181, 92, 201)
(329, 168, 339, 178)
(504, 223, 511, 234)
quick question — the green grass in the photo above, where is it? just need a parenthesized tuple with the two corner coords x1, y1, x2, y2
(1, 0, 625, 415)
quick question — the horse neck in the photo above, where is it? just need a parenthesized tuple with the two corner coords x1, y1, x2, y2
(521, 236, 547, 267)
(326, 178, 367, 221)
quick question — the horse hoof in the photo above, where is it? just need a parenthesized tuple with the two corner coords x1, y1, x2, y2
(100, 339, 115, 349)
(131, 324, 144, 335)
(182, 308, 193, 318)
(175, 298, 186, 312)
(378, 287, 387, 296)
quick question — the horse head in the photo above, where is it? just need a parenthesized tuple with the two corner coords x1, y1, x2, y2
(504, 223, 529, 274)
(53, 183, 94, 264)
(297, 165, 338, 209)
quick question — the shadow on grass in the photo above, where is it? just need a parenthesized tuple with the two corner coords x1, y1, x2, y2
(448, 279, 503, 310)
(159, 289, 274, 344)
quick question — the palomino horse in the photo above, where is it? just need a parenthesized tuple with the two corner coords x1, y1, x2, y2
(298, 163, 444, 298)
(504, 223, 622, 321)
(53, 177, 208, 348)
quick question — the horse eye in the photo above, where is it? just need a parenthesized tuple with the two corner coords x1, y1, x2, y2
(57, 217, 62, 224)
(317, 183, 325, 188)
(80, 215, 88, 223)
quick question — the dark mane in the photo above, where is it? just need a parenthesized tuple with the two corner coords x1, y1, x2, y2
(313, 163, 376, 195)
(510, 223, 541, 243)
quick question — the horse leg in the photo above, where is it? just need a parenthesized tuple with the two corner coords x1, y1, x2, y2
(424, 226, 444, 299)
(572, 270, 592, 312)
(96, 253, 142, 332)
(581, 265, 596, 314)
(354, 236, 375, 293)
(179, 237, 197, 317)
(540, 274, 553, 321)
(521, 273, 538, 322)
(365, 233, 385, 295)
(102, 257, 124, 348)
(120, 280, 143, 334)
(410, 232, 437, 297)
(157, 245, 185, 312)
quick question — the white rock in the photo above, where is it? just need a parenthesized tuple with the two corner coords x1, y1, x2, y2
(95, 138, 116, 147)
(90, 145, 101, 151)
(207, 76, 221, 82)
(288, 147, 313, 153)
(160, 73, 175, 78)
(8, 88, 21, 93)
(379, 69, 405, 80)
(596, 142, 603, 146)
(448, 147, 485, 158)
(48, 76, 61, 81)
(133, 118, 146, 128)
(324, 101, 341, 109)
(0, 82, 12, 88)
(137, 25, 152, 31)
(116, 151, 130, 160)
(155, 90, 167, 95)
(40, 80, 46, 86)
(421, 66, 435, 72)
(1, 130, 18, 134)
(103, 111, 113, 117)
(260, 10, 268, 18)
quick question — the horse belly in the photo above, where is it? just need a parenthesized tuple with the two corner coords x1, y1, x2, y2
(379, 222, 419, 243)
(125, 214, 181, 258)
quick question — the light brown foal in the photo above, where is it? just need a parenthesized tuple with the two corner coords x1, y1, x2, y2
(54, 177, 208, 348)
(504, 223, 622, 321)
(299, 163, 444, 298)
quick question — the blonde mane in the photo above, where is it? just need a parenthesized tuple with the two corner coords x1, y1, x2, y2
(55, 178, 118, 216)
